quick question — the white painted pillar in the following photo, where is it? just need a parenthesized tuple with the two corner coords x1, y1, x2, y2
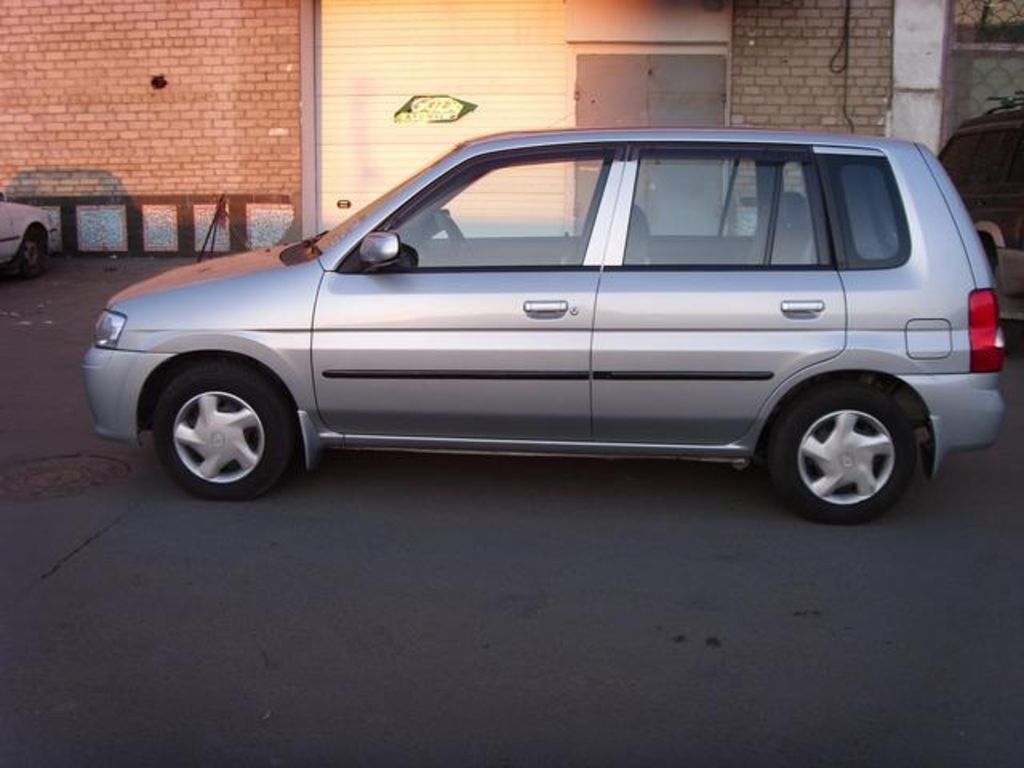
(299, 0, 319, 236)
(890, 0, 949, 151)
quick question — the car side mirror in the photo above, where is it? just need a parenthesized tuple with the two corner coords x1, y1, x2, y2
(359, 231, 400, 267)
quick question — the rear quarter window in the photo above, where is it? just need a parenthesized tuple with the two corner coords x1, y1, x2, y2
(939, 133, 979, 186)
(821, 155, 910, 270)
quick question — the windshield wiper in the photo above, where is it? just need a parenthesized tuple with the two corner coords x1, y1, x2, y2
(279, 230, 329, 265)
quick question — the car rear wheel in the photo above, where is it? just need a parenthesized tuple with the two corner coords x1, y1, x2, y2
(768, 383, 917, 524)
(153, 361, 295, 500)
(17, 230, 48, 278)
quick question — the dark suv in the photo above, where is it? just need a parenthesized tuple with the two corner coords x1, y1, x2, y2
(940, 100, 1024, 337)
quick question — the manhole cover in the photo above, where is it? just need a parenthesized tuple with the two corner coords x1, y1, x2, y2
(0, 454, 131, 500)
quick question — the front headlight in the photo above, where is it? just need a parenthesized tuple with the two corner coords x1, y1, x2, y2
(94, 310, 127, 349)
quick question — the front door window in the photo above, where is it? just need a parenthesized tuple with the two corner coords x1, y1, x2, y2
(389, 152, 612, 269)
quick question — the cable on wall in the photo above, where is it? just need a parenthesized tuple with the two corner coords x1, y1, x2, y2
(829, 0, 855, 132)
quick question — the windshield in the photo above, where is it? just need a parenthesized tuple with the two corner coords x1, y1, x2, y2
(314, 148, 458, 255)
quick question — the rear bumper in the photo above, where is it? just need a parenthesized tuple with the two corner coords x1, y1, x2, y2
(900, 372, 1005, 472)
(82, 347, 174, 443)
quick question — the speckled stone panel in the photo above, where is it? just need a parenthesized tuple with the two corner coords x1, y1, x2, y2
(193, 204, 231, 252)
(142, 204, 178, 252)
(76, 205, 127, 252)
(247, 204, 294, 249)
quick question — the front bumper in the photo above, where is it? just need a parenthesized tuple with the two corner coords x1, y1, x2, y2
(82, 347, 174, 443)
(900, 372, 1005, 472)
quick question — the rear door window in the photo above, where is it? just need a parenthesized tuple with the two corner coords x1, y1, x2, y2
(623, 150, 826, 268)
(1008, 134, 1024, 182)
(771, 162, 820, 266)
(821, 155, 910, 270)
(966, 130, 1015, 186)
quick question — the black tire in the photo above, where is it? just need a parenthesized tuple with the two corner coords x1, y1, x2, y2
(17, 228, 48, 278)
(152, 360, 295, 500)
(768, 383, 917, 524)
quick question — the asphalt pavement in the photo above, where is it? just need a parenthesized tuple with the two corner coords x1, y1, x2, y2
(1, 257, 1022, 767)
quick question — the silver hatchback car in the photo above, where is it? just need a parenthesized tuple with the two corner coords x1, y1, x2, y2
(83, 129, 1005, 523)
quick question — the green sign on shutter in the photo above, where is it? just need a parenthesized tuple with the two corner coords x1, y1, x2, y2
(394, 95, 477, 124)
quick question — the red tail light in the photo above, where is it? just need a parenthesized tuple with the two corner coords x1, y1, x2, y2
(969, 289, 1005, 373)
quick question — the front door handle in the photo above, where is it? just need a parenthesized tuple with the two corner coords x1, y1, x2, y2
(523, 300, 569, 319)
(781, 299, 825, 318)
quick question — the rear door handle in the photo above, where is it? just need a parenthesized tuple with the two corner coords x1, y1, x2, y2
(781, 299, 825, 318)
(523, 300, 569, 319)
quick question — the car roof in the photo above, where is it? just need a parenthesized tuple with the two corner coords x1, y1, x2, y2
(454, 127, 916, 154)
(950, 109, 1024, 134)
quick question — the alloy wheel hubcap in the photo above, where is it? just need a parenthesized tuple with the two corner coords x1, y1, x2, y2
(172, 391, 264, 483)
(797, 410, 895, 505)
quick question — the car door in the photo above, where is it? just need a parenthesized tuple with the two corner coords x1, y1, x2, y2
(592, 145, 847, 445)
(313, 147, 619, 441)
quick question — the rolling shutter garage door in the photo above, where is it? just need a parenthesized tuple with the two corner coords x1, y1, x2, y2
(317, 0, 571, 230)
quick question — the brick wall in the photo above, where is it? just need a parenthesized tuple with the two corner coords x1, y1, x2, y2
(0, 0, 302, 253)
(731, 0, 894, 134)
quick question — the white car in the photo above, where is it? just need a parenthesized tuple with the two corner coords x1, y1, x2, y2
(0, 191, 53, 277)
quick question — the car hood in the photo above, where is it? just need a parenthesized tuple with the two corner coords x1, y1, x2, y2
(109, 247, 297, 304)
(2, 200, 50, 221)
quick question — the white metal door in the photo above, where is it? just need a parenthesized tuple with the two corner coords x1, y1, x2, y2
(317, 0, 571, 231)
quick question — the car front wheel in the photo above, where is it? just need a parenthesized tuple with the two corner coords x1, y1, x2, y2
(768, 383, 917, 524)
(153, 361, 295, 500)
(17, 230, 48, 278)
